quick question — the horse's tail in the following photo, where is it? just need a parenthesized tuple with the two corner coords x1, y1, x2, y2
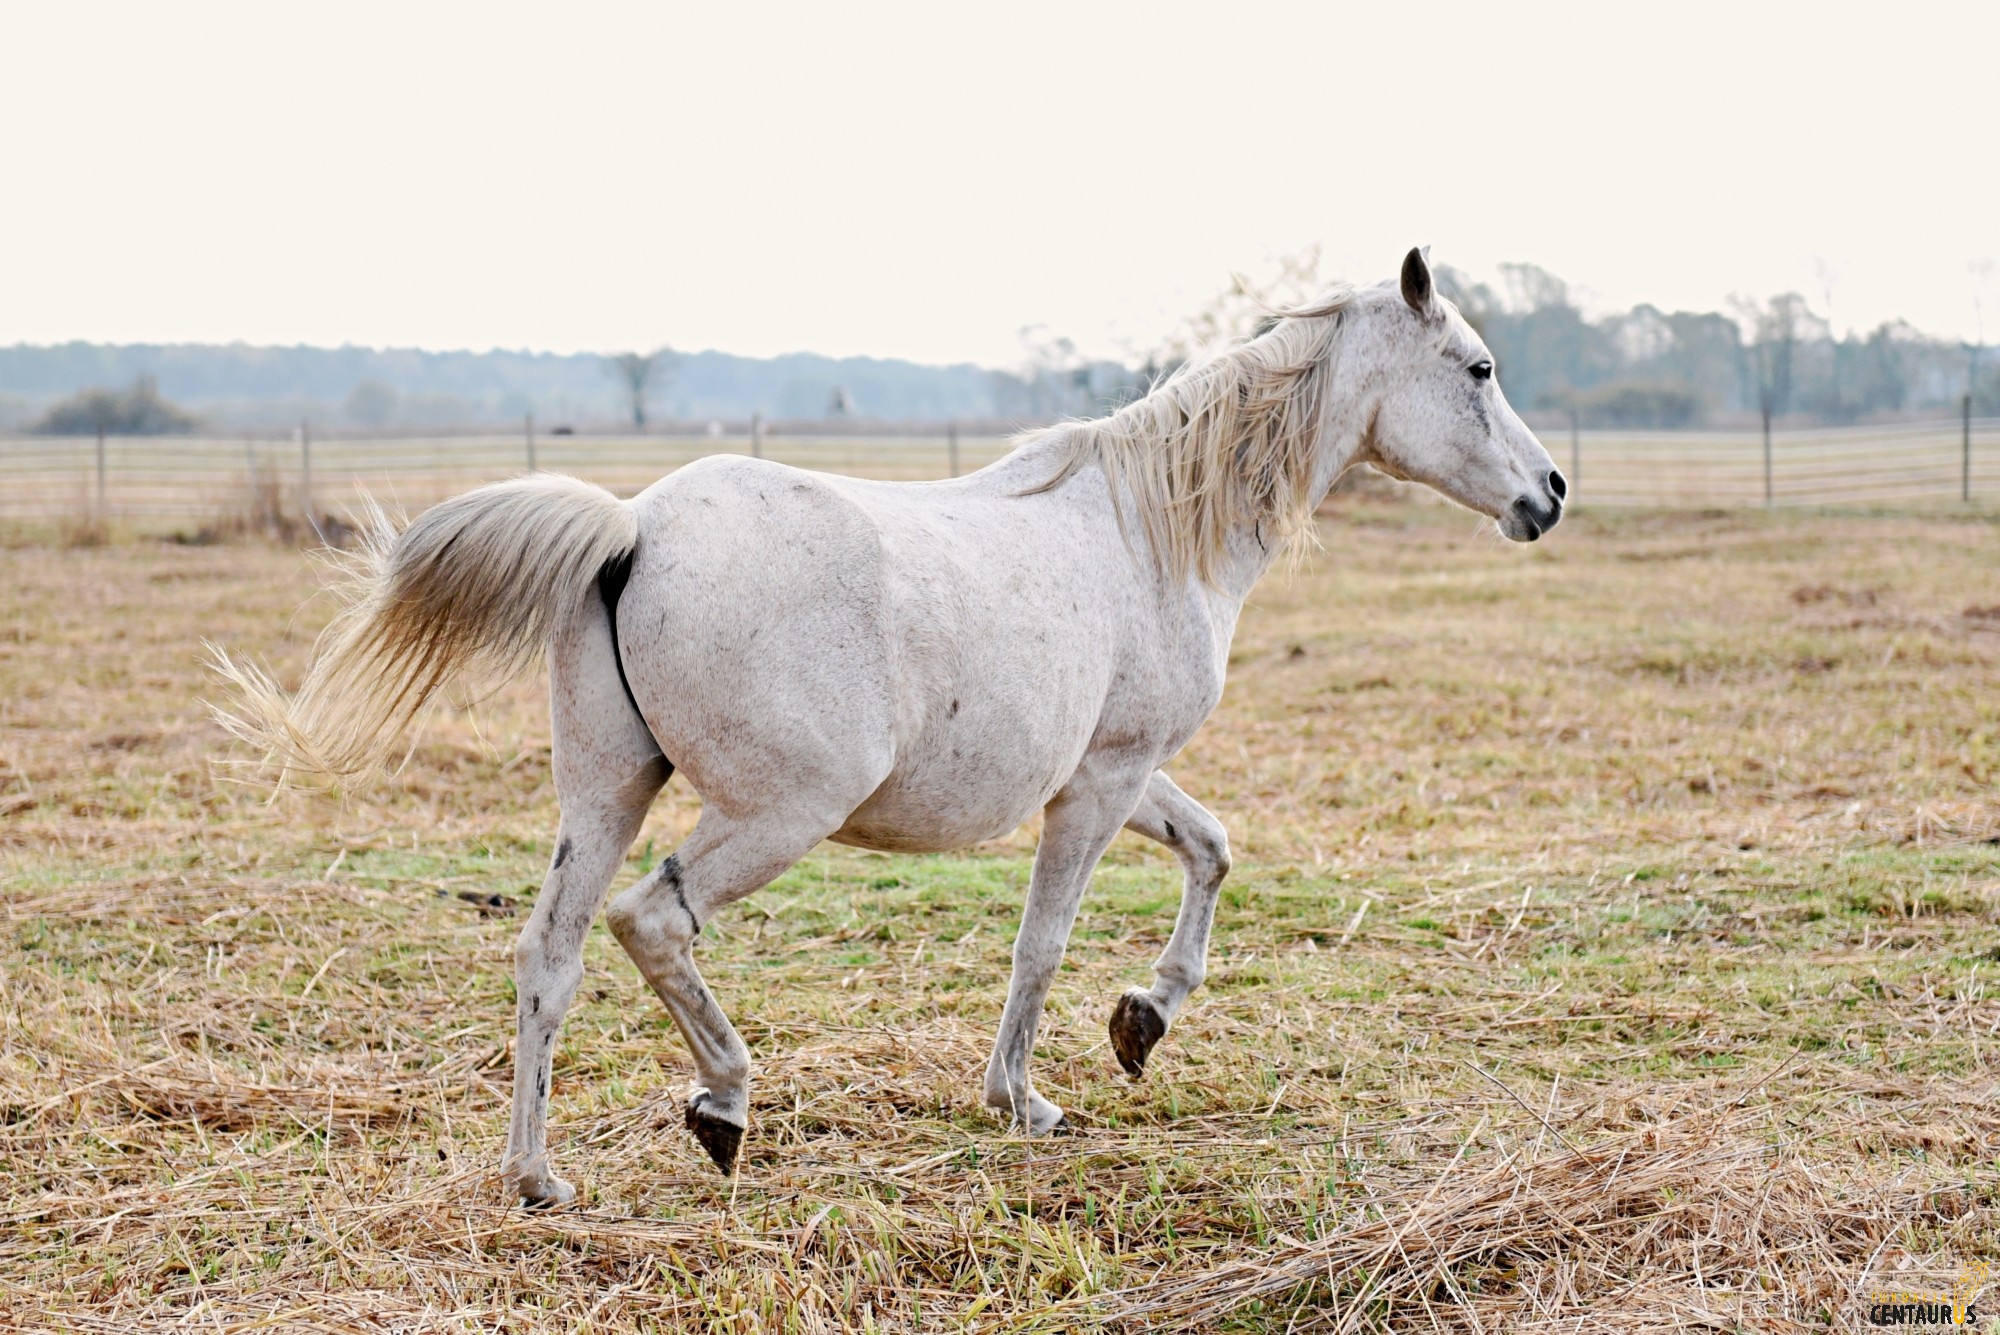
(208, 473, 639, 782)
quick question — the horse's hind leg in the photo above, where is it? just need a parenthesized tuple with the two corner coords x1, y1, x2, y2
(604, 803, 841, 1175)
(504, 608, 668, 1206)
(1109, 770, 1231, 1080)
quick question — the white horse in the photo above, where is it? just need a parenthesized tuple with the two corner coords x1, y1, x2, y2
(214, 249, 1564, 1204)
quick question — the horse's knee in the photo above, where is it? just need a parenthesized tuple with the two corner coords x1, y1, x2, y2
(513, 920, 581, 991)
(514, 950, 583, 1023)
(512, 920, 548, 971)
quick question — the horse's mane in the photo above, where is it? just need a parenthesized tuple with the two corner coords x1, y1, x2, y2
(1025, 285, 1357, 587)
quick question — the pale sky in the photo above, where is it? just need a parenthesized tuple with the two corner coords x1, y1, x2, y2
(3, 1, 1995, 368)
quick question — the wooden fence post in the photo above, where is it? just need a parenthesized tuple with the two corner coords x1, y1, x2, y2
(947, 421, 960, 478)
(299, 418, 314, 521)
(751, 412, 764, 460)
(526, 412, 537, 472)
(1568, 408, 1579, 493)
(95, 425, 107, 521)
(1762, 410, 1773, 508)
(1965, 394, 1974, 503)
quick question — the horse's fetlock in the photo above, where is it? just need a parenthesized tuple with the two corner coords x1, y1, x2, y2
(710, 1051, 751, 1091)
(505, 1156, 576, 1208)
(981, 1063, 1023, 1110)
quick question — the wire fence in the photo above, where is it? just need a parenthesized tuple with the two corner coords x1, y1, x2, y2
(0, 431, 1017, 532)
(1554, 418, 1997, 507)
(0, 418, 1992, 533)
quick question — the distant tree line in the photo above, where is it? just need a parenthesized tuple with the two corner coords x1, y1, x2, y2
(1441, 264, 1986, 428)
(0, 344, 999, 432)
(994, 255, 1997, 430)
(2, 259, 1991, 432)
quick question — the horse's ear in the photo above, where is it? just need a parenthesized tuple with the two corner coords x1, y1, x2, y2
(1400, 246, 1436, 316)
(1400, 247, 1432, 315)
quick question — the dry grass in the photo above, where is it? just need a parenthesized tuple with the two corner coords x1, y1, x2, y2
(1, 496, 1997, 1331)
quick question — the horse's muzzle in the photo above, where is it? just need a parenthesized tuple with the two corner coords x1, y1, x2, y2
(1505, 493, 1563, 542)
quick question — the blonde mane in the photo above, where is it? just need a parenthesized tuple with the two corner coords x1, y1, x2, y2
(1028, 286, 1356, 586)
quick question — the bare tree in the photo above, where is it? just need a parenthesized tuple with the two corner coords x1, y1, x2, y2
(1732, 293, 1814, 431)
(1813, 258, 1844, 420)
(1149, 244, 1325, 373)
(1732, 293, 1816, 506)
(1970, 258, 1994, 409)
(604, 348, 675, 428)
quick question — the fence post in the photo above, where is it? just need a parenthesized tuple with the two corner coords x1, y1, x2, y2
(95, 425, 107, 521)
(299, 418, 313, 521)
(751, 412, 764, 460)
(526, 412, 536, 472)
(1965, 393, 1974, 503)
(1568, 408, 1579, 492)
(1762, 409, 1773, 508)
(948, 421, 960, 478)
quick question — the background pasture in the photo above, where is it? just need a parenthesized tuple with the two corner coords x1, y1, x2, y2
(0, 489, 1996, 1329)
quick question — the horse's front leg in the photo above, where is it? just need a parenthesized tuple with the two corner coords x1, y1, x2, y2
(984, 764, 1151, 1133)
(1109, 770, 1231, 1079)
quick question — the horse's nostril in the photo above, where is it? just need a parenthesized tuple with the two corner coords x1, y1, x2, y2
(1547, 469, 1568, 501)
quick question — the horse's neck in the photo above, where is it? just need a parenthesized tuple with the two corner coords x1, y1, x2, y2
(992, 394, 1372, 604)
(1201, 402, 1372, 604)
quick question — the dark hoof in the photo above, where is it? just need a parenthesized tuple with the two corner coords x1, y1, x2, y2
(685, 1092, 744, 1176)
(1048, 1114, 1077, 1136)
(1109, 992, 1167, 1079)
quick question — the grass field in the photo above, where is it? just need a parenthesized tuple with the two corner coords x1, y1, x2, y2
(1, 498, 1997, 1330)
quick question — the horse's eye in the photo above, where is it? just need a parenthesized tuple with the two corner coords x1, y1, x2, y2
(1469, 360, 1494, 381)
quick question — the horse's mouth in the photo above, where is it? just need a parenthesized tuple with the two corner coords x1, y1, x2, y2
(1500, 495, 1562, 542)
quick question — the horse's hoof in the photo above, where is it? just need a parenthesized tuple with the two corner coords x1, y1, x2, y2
(1048, 1114, 1077, 1136)
(1109, 991, 1167, 1079)
(685, 1090, 744, 1176)
(509, 1170, 575, 1208)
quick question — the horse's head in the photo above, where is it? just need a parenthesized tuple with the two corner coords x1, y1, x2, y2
(1359, 248, 1566, 542)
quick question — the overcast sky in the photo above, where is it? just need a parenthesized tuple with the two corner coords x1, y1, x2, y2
(3, 1, 1995, 367)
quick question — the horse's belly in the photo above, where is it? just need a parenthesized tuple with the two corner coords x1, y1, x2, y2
(828, 804, 1031, 854)
(829, 733, 1085, 853)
